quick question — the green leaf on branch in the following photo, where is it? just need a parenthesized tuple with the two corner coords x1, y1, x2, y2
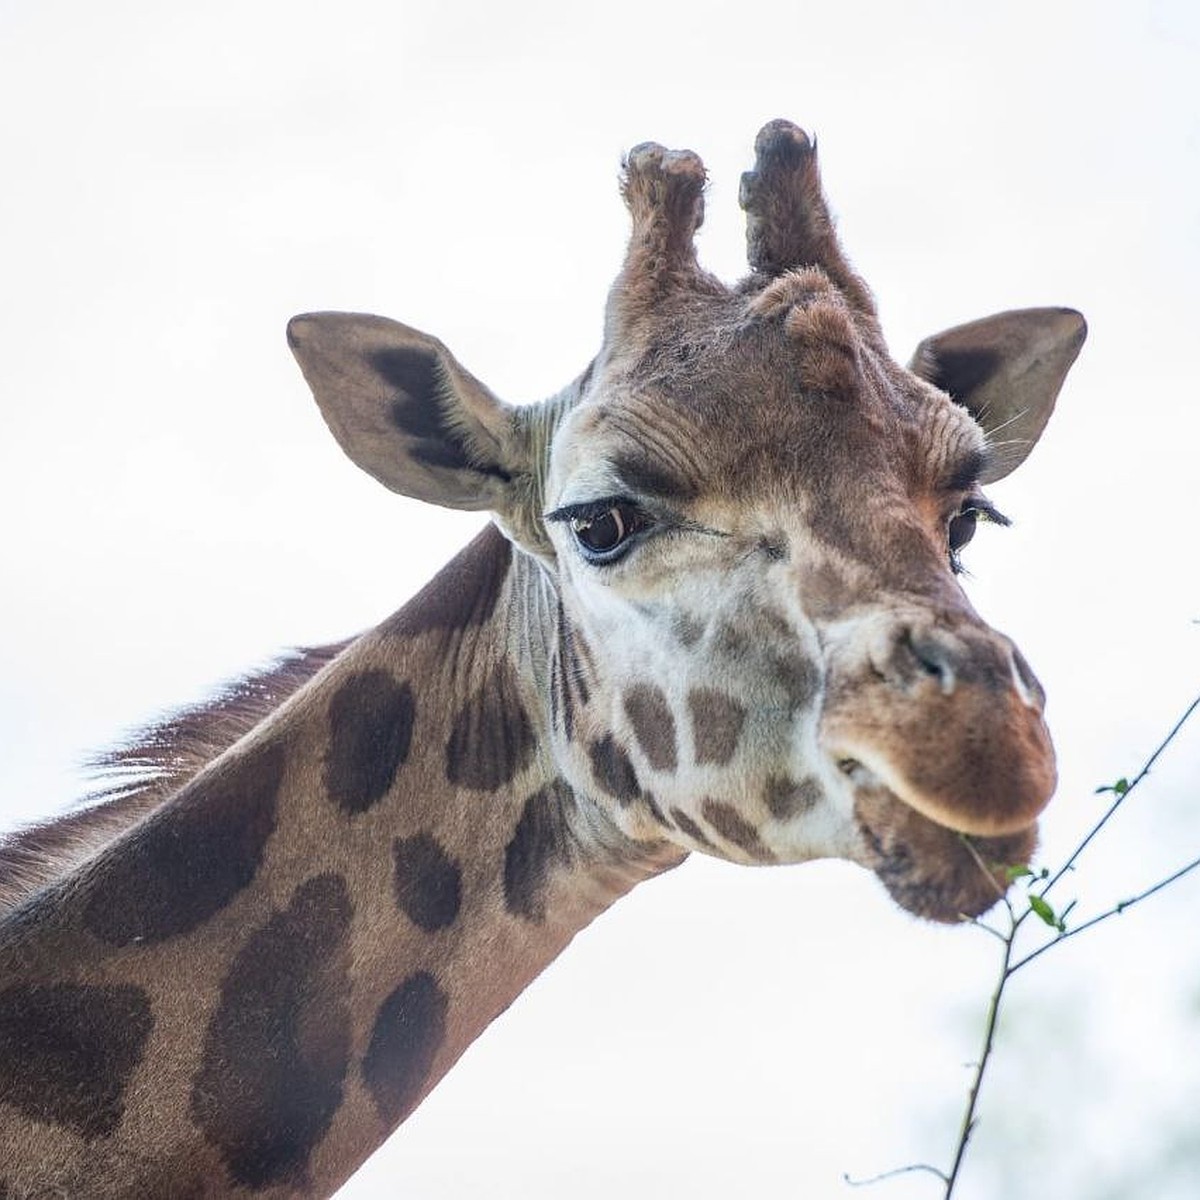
(1095, 777, 1130, 797)
(1004, 864, 1035, 883)
(1028, 895, 1059, 928)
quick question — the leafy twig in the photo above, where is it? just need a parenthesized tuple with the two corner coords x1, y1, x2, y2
(1011, 851, 1200, 974)
(848, 691, 1200, 1197)
(1037, 693, 1200, 902)
(937, 691, 1200, 1197)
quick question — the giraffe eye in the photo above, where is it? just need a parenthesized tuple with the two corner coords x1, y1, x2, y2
(946, 507, 978, 574)
(570, 504, 642, 561)
(545, 498, 655, 564)
(948, 507, 978, 554)
(945, 495, 1009, 573)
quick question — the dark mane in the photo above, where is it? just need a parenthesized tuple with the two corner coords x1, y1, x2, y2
(0, 639, 352, 914)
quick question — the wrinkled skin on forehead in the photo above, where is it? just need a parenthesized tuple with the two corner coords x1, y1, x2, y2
(290, 122, 1084, 923)
(557, 280, 984, 583)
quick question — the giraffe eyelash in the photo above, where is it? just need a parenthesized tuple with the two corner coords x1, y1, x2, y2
(969, 497, 1011, 528)
(543, 496, 644, 525)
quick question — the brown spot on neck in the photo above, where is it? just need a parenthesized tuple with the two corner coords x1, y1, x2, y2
(701, 799, 773, 861)
(0, 982, 153, 1139)
(503, 778, 579, 923)
(324, 671, 415, 815)
(0, 642, 349, 919)
(392, 834, 462, 932)
(763, 775, 823, 820)
(81, 740, 285, 946)
(770, 651, 820, 711)
(445, 662, 536, 791)
(191, 873, 354, 1190)
(362, 972, 449, 1129)
(588, 735, 642, 805)
(670, 807, 716, 850)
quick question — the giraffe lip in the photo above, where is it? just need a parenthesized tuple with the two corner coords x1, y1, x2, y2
(831, 755, 1030, 841)
(823, 728, 1051, 839)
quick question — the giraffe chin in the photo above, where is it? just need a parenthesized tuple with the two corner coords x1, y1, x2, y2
(851, 780, 1039, 923)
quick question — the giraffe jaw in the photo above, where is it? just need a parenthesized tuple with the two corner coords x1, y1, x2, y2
(853, 780, 1039, 923)
(830, 756, 1039, 922)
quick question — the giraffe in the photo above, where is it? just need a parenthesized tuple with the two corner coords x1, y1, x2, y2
(0, 120, 1084, 1197)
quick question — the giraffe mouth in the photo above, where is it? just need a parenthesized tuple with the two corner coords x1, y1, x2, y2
(844, 764, 1039, 923)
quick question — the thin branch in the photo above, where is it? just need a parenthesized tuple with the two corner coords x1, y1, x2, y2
(844, 1164, 950, 1188)
(940, 925, 1014, 1196)
(959, 915, 1008, 946)
(845, 691, 1200, 1197)
(1011, 851, 1200, 974)
(1039, 693, 1200, 900)
(939, 692, 1200, 1195)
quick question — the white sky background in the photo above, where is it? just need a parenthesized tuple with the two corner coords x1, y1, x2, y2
(2, 1, 1199, 1196)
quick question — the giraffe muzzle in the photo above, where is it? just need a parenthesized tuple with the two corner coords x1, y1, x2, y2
(821, 617, 1056, 838)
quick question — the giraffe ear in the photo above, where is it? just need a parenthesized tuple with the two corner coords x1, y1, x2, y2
(287, 312, 527, 511)
(909, 307, 1086, 483)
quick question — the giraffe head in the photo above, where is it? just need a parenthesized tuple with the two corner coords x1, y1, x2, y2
(288, 121, 1084, 923)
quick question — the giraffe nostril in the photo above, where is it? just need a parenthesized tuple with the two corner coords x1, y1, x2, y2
(900, 629, 957, 694)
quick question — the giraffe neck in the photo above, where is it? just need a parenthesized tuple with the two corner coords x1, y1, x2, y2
(0, 525, 681, 1198)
